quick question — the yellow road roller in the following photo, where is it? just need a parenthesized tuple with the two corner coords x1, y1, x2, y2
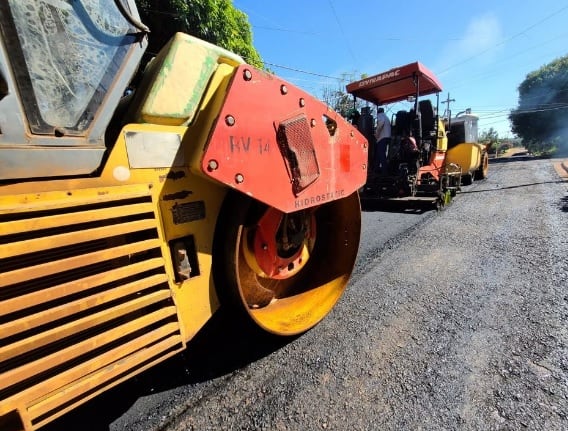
(0, 1, 367, 429)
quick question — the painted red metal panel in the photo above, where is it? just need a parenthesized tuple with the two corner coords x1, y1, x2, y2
(201, 65, 368, 213)
(346, 62, 443, 105)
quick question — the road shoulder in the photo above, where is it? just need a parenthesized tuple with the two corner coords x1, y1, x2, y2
(552, 158, 568, 179)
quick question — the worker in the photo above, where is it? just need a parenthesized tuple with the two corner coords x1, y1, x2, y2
(374, 107, 391, 174)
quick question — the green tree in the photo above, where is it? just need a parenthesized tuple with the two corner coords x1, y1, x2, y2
(321, 72, 366, 120)
(509, 55, 568, 154)
(479, 127, 499, 145)
(479, 127, 499, 153)
(136, 0, 263, 68)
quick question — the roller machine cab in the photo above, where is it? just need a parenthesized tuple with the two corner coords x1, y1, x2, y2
(445, 112, 489, 184)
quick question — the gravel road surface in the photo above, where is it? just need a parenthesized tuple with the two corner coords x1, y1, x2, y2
(47, 157, 568, 431)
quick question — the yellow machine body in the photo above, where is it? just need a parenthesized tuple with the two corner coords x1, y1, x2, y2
(446, 142, 485, 175)
(0, 5, 365, 430)
(436, 118, 448, 152)
(445, 113, 487, 178)
(0, 34, 238, 429)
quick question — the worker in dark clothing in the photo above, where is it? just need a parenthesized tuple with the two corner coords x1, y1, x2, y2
(374, 107, 391, 175)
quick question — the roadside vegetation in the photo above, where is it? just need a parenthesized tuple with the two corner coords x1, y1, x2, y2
(509, 55, 568, 156)
(135, 0, 263, 68)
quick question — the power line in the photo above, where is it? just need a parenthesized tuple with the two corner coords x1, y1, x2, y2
(264, 61, 345, 81)
(444, 34, 568, 90)
(468, 101, 568, 113)
(379, 37, 466, 42)
(252, 25, 320, 36)
(327, 0, 359, 67)
(510, 104, 568, 114)
(480, 118, 511, 127)
(475, 104, 568, 124)
(437, 4, 568, 75)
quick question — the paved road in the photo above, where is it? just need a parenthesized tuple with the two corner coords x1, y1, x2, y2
(47, 157, 568, 431)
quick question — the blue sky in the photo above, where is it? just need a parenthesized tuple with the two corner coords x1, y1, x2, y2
(233, 0, 568, 138)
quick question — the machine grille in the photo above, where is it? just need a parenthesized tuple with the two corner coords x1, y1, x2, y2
(276, 115, 320, 195)
(0, 184, 183, 430)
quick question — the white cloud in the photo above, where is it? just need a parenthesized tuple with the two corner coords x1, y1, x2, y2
(463, 14, 502, 53)
(437, 14, 504, 76)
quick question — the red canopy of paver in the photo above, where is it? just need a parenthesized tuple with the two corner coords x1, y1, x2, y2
(346, 62, 442, 106)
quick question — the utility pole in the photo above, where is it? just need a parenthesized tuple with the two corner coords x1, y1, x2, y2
(441, 92, 455, 118)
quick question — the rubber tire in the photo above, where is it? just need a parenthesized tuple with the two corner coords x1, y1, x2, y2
(212, 190, 361, 336)
(462, 173, 473, 186)
(475, 152, 489, 180)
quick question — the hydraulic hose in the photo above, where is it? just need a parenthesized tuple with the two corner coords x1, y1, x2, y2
(114, 0, 150, 33)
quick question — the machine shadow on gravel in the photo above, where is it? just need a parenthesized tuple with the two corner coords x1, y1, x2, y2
(489, 155, 539, 163)
(560, 195, 568, 212)
(43, 307, 297, 431)
(361, 198, 434, 214)
(459, 180, 565, 194)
